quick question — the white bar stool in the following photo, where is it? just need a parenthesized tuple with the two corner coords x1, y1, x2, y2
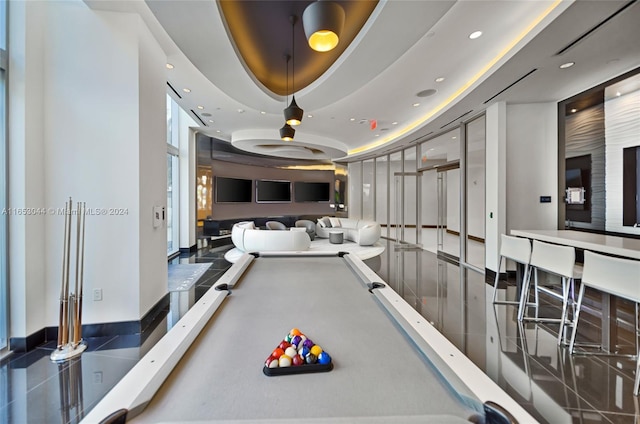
(520, 240, 582, 345)
(568, 250, 640, 396)
(492, 235, 532, 311)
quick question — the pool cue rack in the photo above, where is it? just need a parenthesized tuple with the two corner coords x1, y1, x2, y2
(51, 198, 88, 362)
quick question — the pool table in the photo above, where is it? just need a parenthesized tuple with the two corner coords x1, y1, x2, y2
(83, 252, 534, 424)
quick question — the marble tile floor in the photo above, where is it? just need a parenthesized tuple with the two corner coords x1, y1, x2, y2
(0, 240, 638, 423)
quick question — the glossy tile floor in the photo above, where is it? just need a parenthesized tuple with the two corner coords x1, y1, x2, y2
(1, 239, 638, 423)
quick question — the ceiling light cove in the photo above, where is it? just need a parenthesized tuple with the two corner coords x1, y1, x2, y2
(348, 0, 564, 157)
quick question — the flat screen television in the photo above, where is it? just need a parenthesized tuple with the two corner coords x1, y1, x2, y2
(565, 168, 583, 187)
(256, 180, 291, 203)
(214, 176, 252, 203)
(294, 182, 331, 202)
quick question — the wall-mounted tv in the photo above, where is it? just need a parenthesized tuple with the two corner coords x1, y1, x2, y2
(256, 180, 291, 203)
(214, 176, 252, 203)
(294, 182, 331, 202)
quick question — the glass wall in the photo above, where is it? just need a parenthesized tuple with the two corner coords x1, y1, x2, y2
(403, 146, 418, 244)
(465, 115, 486, 270)
(0, 0, 8, 354)
(348, 162, 362, 218)
(362, 159, 375, 220)
(166, 95, 180, 255)
(389, 152, 402, 241)
(347, 116, 486, 271)
(375, 156, 388, 237)
(419, 129, 460, 259)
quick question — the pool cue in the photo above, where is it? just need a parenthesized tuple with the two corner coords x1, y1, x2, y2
(72, 201, 86, 346)
(57, 197, 73, 348)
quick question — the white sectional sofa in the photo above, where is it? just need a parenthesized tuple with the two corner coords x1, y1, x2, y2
(231, 221, 311, 253)
(315, 217, 381, 246)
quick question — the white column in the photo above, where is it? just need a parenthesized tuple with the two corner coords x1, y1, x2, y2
(485, 102, 507, 272)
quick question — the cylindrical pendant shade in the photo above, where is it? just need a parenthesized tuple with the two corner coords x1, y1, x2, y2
(280, 123, 295, 141)
(284, 96, 304, 126)
(302, 1, 345, 52)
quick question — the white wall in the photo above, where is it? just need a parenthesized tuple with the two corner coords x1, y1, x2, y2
(8, 0, 47, 337)
(180, 124, 198, 250)
(485, 102, 506, 272)
(506, 103, 558, 233)
(137, 15, 169, 317)
(605, 88, 640, 235)
(9, 1, 168, 337)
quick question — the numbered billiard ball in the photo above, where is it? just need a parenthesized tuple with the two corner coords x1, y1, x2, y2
(278, 341, 291, 350)
(265, 356, 279, 368)
(317, 351, 331, 365)
(292, 354, 304, 366)
(284, 346, 297, 358)
(298, 346, 310, 358)
(272, 347, 285, 358)
(310, 345, 323, 357)
(302, 339, 314, 349)
(279, 355, 292, 367)
(305, 353, 317, 364)
(291, 335, 302, 348)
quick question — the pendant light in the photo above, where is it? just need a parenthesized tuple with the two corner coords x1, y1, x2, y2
(284, 15, 304, 126)
(302, 1, 345, 52)
(280, 54, 295, 141)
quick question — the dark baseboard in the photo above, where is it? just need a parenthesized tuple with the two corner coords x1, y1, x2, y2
(10, 294, 170, 353)
(179, 244, 199, 254)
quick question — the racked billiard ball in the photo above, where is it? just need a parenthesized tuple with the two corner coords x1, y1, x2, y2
(317, 351, 331, 365)
(305, 353, 317, 364)
(278, 355, 292, 367)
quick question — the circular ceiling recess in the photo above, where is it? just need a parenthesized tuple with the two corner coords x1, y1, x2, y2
(231, 129, 348, 160)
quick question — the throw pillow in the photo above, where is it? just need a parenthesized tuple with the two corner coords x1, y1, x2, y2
(316, 219, 326, 228)
(321, 217, 332, 228)
(328, 217, 341, 228)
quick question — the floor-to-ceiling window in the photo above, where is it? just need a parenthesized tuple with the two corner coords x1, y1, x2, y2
(166, 95, 180, 255)
(0, 0, 9, 355)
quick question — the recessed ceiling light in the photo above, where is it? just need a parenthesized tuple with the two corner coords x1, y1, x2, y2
(469, 31, 482, 39)
(429, 148, 435, 151)
(182, 88, 191, 93)
(452, 136, 457, 139)
(571, 108, 577, 113)
(413, 103, 420, 107)
(435, 77, 445, 83)
(237, 109, 245, 113)
(197, 105, 204, 110)
(350, 118, 355, 121)
(392, 121, 398, 125)
(559, 62, 575, 69)
(166, 63, 174, 69)
(260, 111, 266, 115)
(616, 91, 621, 97)
(216, 130, 221, 133)
(417, 89, 437, 98)
(208, 120, 214, 123)
(307, 114, 313, 118)
(374, 134, 380, 137)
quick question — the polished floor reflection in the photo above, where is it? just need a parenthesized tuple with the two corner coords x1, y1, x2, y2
(1, 240, 638, 423)
(376, 240, 639, 424)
